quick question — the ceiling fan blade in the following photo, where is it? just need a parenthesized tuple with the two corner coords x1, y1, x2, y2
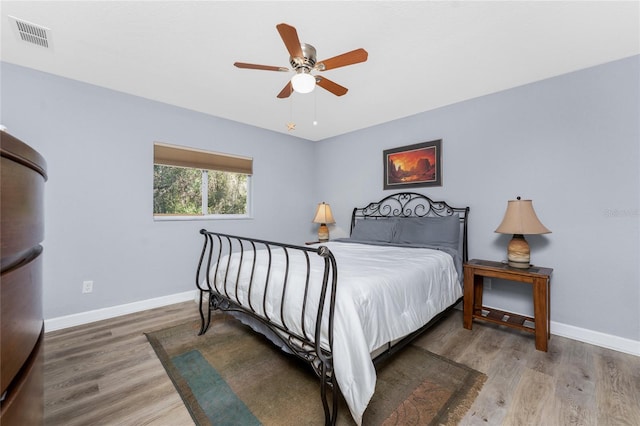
(315, 48, 368, 71)
(276, 23, 303, 58)
(277, 81, 294, 99)
(316, 76, 348, 96)
(234, 62, 289, 72)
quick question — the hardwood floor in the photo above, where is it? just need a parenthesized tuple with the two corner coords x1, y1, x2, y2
(44, 302, 199, 425)
(44, 302, 640, 425)
(415, 310, 640, 426)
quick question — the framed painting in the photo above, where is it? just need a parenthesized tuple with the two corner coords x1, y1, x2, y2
(383, 139, 442, 189)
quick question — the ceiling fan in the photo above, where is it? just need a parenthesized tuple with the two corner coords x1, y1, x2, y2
(234, 23, 368, 99)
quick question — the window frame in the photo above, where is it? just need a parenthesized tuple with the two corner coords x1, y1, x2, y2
(153, 142, 253, 221)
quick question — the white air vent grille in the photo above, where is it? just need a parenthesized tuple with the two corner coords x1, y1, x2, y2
(9, 16, 51, 48)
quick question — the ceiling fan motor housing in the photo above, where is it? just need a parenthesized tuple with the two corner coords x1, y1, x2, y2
(290, 43, 317, 73)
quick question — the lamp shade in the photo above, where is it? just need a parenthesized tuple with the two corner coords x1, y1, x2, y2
(495, 198, 551, 235)
(312, 202, 335, 224)
(291, 71, 316, 94)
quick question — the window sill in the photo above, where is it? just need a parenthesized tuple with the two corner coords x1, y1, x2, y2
(153, 214, 253, 222)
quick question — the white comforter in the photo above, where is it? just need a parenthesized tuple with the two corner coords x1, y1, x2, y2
(211, 241, 462, 425)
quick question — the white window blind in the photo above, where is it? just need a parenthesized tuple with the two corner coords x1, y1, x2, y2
(154, 142, 252, 175)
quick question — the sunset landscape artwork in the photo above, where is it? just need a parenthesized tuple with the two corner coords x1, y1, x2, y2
(383, 140, 442, 189)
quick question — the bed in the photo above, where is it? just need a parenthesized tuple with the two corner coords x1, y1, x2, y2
(195, 192, 469, 425)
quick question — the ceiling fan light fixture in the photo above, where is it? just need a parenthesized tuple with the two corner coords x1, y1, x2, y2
(291, 71, 316, 94)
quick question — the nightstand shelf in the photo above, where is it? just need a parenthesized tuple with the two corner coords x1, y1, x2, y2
(475, 307, 535, 333)
(463, 259, 553, 351)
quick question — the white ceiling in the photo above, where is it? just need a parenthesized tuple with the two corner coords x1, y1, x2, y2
(1, 1, 638, 141)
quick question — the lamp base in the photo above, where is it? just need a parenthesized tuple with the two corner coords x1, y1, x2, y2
(507, 260, 531, 269)
(507, 234, 531, 269)
(317, 223, 329, 242)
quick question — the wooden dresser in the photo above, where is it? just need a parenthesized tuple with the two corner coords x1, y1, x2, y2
(1, 131, 47, 425)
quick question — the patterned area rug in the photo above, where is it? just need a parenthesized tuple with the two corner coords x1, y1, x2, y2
(146, 313, 485, 426)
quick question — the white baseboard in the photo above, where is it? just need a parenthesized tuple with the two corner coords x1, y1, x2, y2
(456, 304, 638, 356)
(45, 292, 639, 357)
(551, 321, 640, 357)
(44, 290, 198, 332)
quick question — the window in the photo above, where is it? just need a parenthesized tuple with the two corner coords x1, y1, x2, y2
(153, 143, 252, 218)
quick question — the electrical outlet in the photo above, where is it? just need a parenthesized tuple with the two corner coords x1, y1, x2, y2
(485, 278, 492, 290)
(82, 280, 93, 294)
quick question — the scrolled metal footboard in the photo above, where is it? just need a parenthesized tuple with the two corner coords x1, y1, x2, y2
(195, 229, 339, 425)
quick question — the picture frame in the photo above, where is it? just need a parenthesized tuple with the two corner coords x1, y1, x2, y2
(383, 139, 442, 189)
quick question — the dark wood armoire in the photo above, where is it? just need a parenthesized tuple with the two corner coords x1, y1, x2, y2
(1, 131, 47, 425)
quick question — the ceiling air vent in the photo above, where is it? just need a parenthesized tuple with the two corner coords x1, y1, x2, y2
(9, 16, 51, 48)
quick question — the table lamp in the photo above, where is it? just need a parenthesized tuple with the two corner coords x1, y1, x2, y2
(495, 197, 551, 268)
(312, 202, 335, 242)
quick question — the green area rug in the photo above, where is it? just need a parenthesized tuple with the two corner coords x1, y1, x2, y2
(146, 313, 485, 425)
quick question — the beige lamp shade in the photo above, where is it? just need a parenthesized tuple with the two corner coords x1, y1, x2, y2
(312, 202, 335, 242)
(495, 198, 551, 235)
(495, 197, 550, 268)
(312, 202, 335, 225)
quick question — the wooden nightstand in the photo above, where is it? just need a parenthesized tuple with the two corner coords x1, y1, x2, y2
(463, 259, 553, 351)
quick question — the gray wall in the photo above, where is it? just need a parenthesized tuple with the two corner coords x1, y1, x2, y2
(315, 55, 640, 341)
(2, 55, 638, 343)
(1, 62, 318, 319)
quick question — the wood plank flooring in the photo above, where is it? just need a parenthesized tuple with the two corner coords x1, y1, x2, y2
(44, 302, 199, 425)
(44, 301, 640, 425)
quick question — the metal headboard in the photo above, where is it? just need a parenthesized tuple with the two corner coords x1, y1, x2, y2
(350, 192, 470, 261)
